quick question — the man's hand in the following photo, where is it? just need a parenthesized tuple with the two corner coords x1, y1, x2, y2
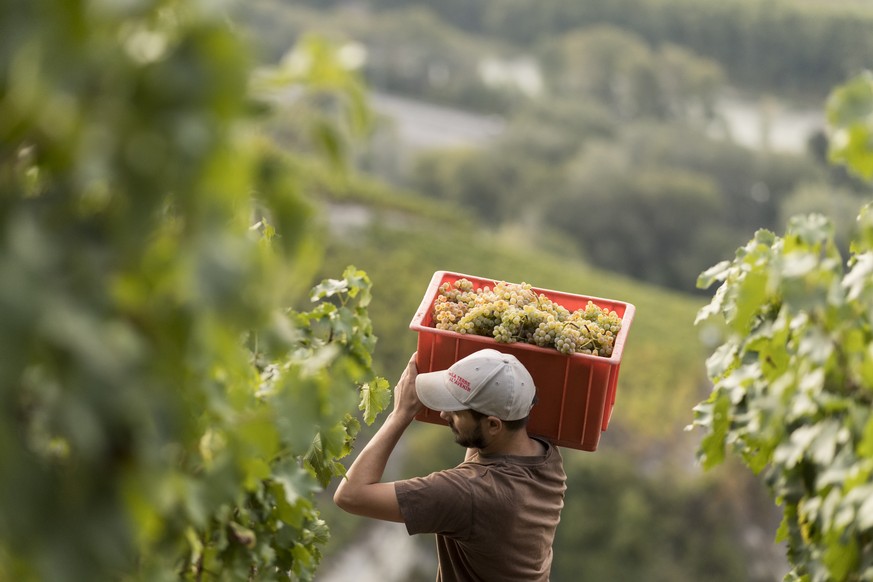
(392, 352, 424, 422)
(333, 352, 421, 523)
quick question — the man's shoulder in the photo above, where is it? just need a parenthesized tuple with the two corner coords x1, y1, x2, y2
(396, 462, 487, 492)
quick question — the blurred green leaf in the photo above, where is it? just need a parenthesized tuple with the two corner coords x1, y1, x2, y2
(0, 5, 384, 579)
(827, 71, 873, 181)
(692, 101, 873, 576)
(311, 278, 349, 301)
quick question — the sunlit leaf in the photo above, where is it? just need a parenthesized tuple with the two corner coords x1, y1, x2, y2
(842, 252, 873, 301)
(858, 414, 873, 458)
(697, 260, 732, 289)
(807, 420, 842, 467)
(360, 377, 391, 425)
(731, 267, 770, 335)
(697, 393, 730, 470)
(857, 490, 873, 532)
(695, 283, 726, 324)
(827, 71, 873, 181)
(242, 458, 271, 491)
(781, 252, 820, 278)
(823, 531, 859, 581)
(311, 278, 349, 301)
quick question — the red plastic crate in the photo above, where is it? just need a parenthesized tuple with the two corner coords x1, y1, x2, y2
(409, 271, 635, 451)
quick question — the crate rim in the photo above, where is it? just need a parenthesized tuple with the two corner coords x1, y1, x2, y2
(409, 270, 636, 365)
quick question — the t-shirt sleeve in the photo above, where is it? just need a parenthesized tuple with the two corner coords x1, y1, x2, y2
(394, 467, 476, 539)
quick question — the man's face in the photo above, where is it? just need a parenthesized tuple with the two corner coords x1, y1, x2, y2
(442, 409, 488, 449)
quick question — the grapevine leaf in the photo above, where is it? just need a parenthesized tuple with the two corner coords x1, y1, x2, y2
(823, 531, 859, 581)
(775, 513, 790, 543)
(290, 543, 315, 579)
(304, 431, 350, 487)
(185, 527, 204, 568)
(238, 417, 280, 459)
(697, 260, 732, 289)
(797, 327, 834, 365)
(858, 414, 873, 458)
(731, 267, 770, 336)
(748, 312, 791, 380)
(786, 213, 834, 249)
(332, 306, 356, 340)
(271, 468, 318, 528)
(807, 420, 841, 467)
(827, 71, 873, 180)
(774, 424, 818, 469)
(697, 393, 730, 470)
(842, 252, 873, 301)
(359, 377, 391, 425)
(743, 441, 773, 475)
(704, 342, 738, 380)
(833, 126, 873, 181)
(857, 490, 873, 531)
(320, 422, 350, 458)
(307, 518, 330, 547)
(344, 414, 361, 444)
(695, 283, 727, 325)
(850, 203, 873, 254)
(310, 278, 348, 301)
(782, 251, 820, 278)
(826, 70, 873, 127)
(861, 342, 873, 387)
(312, 116, 346, 169)
(697, 165, 873, 578)
(242, 457, 272, 491)
(341, 265, 371, 304)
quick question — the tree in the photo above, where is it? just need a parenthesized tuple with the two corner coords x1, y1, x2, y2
(0, 2, 388, 580)
(690, 71, 873, 581)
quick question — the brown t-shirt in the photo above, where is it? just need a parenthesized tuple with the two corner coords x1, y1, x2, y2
(395, 438, 566, 582)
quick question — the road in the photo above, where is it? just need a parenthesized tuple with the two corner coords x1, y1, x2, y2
(369, 91, 824, 154)
(369, 92, 505, 151)
(317, 521, 435, 582)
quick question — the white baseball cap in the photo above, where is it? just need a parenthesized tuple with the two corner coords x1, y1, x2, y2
(415, 349, 536, 421)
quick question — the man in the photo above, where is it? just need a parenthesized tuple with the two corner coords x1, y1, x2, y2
(334, 348, 567, 581)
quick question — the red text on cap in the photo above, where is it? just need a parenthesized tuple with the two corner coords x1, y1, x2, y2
(448, 372, 471, 392)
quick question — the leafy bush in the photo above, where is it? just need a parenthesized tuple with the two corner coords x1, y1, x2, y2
(0, 3, 388, 580)
(691, 71, 873, 581)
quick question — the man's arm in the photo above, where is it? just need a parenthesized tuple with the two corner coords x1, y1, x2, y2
(333, 353, 422, 522)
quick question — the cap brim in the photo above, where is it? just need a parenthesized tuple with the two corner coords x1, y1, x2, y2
(415, 370, 468, 412)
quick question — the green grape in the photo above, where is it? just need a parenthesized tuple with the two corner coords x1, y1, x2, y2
(430, 278, 622, 357)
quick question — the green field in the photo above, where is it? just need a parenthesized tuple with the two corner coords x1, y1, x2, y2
(313, 179, 712, 458)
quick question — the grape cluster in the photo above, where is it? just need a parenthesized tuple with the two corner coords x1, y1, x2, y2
(432, 278, 622, 357)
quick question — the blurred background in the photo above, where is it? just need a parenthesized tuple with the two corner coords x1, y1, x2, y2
(225, 1, 872, 580)
(3, 0, 871, 580)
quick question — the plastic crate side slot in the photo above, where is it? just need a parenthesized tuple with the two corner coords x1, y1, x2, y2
(582, 364, 610, 448)
(602, 364, 620, 431)
(556, 356, 571, 438)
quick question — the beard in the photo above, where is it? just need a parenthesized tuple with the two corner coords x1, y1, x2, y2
(450, 420, 488, 449)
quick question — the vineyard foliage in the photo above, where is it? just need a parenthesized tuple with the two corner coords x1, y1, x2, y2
(0, 1, 388, 580)
(691, 71, 873, 581)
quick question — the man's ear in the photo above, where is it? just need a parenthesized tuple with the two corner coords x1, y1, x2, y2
(485, 416, 503, 435)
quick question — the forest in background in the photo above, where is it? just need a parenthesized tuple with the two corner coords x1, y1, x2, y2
(237, 0, 872, 297)
(3, 1, 870, 580)
(223, 0, 873, 580)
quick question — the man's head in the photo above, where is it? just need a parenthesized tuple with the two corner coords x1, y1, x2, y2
(414, 348, 536, 427)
